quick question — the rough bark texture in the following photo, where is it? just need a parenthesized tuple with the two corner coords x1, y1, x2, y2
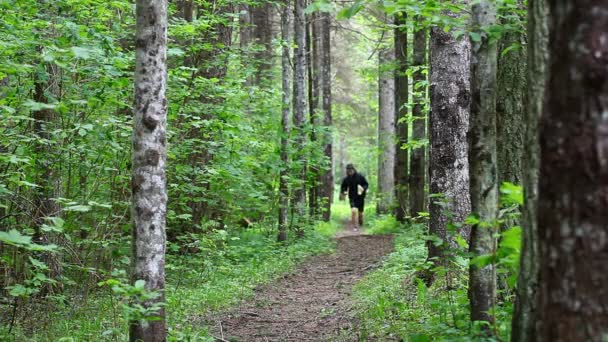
(292, 0, 308, 229)
(429, 15, 471, 261)
(130, 1, 168, 340)
(278, 0, 291, 242)
(511, 0, 547, 340)
(308, 10, 322, 219)
(377, 27, 396, 215)
(497, 3, 526, 187)
(394, 14, 409, 222)
(409, 21, 427, 217)
(468, 0, 498, 326)
(538, 1, 608, 340)
(319, 12, 333, 222)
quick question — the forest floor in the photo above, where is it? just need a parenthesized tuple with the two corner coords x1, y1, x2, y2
(200, 221, 394, 341)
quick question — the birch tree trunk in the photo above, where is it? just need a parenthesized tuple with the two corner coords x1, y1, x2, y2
(319, 11, 333, 222)
(511, 0, 547, 340)
(468, 0, 498, 326)
(278, 0, 291, 242)
(292, 0, 308, 231)
(394, 14, 409, 222)
(538, 0, 608, 340)
(409, 19, 427, 217)
(377, 27, 396, 215)
(130, 1, 168, 340)
(428, 10, 471, 262)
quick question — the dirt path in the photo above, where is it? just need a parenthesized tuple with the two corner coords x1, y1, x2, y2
(203, 223, 393, 341)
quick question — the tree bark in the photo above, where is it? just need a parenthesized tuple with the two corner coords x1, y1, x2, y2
(428, 11, 471, 261)
(377, 24, 396, 215)
(511, 0, 547, 340)
(252, 1, 273, 83)
(319, 11, 332, 222)
(292, 0, 308, 231)
(537, 0, 608, 340)
(278, 0, 292, 242)
(468, 0, 498, 326)
(497, 2, 526, 187)
(130, 1, 168, 340)
(409, 19, 427, 217)
(308, 10, 322, 219)
(394, 13, 409, 222)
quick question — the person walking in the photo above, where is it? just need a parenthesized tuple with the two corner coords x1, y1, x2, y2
(340, 164, 369, 230)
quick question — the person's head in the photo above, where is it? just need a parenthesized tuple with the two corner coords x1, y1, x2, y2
(346, 163, 356, 176)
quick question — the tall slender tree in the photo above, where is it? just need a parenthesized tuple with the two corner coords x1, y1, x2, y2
(130, 0, 168, 340)
(394, 13, 409, 222)
(278, 0, 292, 242)
(468, 0, 498, 326)
(511, 0, 548, 340)
(409, 18, 427, 217)
(319, 11, 333, 222)
(293, 0, 308, 231)
(537, 0, 608, 339)
(428, 8, 471, 262)
(308, 10, 322, 219)
(377, 20, 396, 215)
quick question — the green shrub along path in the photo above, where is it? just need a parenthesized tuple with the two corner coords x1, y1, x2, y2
(200, 207, 394, 341)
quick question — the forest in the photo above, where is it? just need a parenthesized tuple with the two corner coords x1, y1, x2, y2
(0, 0, 607, 341)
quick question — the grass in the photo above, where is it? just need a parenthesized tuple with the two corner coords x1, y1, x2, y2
(351, 221, 513, 341)
(1, 217, 343, 341)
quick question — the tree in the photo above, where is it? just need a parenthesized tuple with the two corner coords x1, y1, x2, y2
(511, 0, 548, 340)
(252, 1, 274, 83)
(278, 0, 292, 242)
(409, 18, 427, 217)
(394, 13, 409, 222)
(496, 1, 526, 187)
(468, 0, 498, 327)
(292, 0, 308, 231)
(377, 19, 396, 215)
(537, 0, 608, 339)
(130, 0, 168, 340)
(319, 11, 333, 222)
(428, 8, 471, 262)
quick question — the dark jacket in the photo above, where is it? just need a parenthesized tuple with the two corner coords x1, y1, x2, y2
(340, 173, 369, 200)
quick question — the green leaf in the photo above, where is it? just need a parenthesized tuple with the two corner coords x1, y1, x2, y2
(337, 0, 365, 19)
(134, 279, 146, 290)
(71, 46, 93, 59)
(23, 100, 57, 111)
(0, 229, 32, 246)
(469, 31, 482, 42)
(64, 204, 91, 212)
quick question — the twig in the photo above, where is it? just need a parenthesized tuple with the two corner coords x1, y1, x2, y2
(212, 335, 229, 342)
(219, 320, 224, 340)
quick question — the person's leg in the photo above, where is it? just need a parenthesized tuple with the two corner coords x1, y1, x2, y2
(351, 207, 359, 228)
(358, 201, 364, 227)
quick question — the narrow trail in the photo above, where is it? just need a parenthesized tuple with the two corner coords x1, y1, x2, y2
(203, 222, 394, 341)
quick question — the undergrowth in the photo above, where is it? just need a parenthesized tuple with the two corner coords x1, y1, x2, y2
(353, 221, 515, 342)
(1, 219, 341, 341)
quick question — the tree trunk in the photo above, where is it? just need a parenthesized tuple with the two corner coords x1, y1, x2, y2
(308, 10, 322, 219)
(319, 11, 333, 222)
(497, 2, 526, 187)
(409, 19, 427, 217)
(537, 1, 608, 340)
(428, 12, 471, 262)
(252, 1, 273, 83)
(292, 0, 308, 231)
(511, 0, 548, 340)
(130, 1, 168, 340)
(278, 0, 292, 242)
(377, 26, 396, 215)
(468, 0, 498, 327)
(394, 14, 409, 222)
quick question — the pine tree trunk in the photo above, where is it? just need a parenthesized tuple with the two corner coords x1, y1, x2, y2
(394, 14, 409, 222)
(428, 11, 471, 261)
(319, 11, 333, 222)
(377, 25, 396, 215)
(292, 0, 308, 231)
(252, 1, 273, 83)
(278, 0, 292, 242)
(130, 1, 168, 340)
(409, 19, 427, 217)
(537, 1, 608, 340)
(511, 0, 547, 340)
(468, 0, 498, 326)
